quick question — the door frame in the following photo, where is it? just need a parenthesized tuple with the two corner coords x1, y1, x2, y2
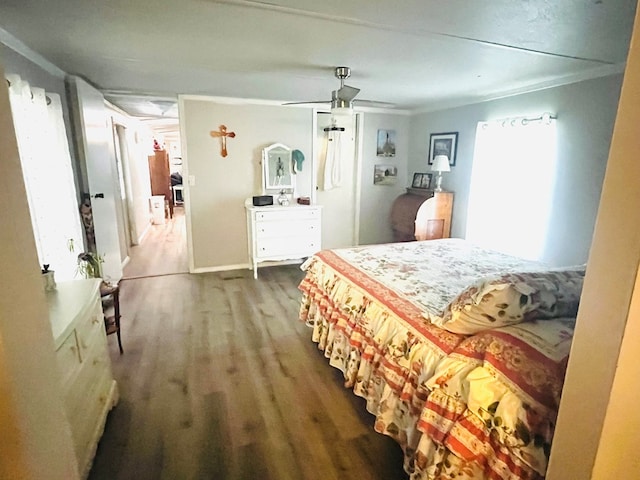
(311, 108, 363, 247)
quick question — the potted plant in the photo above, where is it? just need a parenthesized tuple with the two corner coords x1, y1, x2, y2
(76, 252, 104, 279)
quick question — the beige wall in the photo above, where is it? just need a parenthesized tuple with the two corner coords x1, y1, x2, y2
(0, 63, 79, 480)
(180, 99, 314, 271)
(180, 98, 414, 270)
(547, 6, 640, 478)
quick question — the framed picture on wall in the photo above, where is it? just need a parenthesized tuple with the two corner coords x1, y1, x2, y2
(377, 129, 396, 157)
(428, 132, 458, 166)
(412, 172, 432, 189)
(373, 164, 398, 185)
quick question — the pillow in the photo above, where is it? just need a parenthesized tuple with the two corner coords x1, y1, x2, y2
(431, 267, 586, 334)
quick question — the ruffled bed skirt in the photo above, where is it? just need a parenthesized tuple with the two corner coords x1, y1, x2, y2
(298, 263, 562, 480)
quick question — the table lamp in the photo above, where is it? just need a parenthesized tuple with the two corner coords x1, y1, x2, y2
(431, 154, 450, 192)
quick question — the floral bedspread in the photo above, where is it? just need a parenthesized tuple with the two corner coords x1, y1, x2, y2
(303, 239, 546, 322)
(298, 241, 573, 480)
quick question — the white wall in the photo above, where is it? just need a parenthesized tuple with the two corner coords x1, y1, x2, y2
(409, 74, 623, 266)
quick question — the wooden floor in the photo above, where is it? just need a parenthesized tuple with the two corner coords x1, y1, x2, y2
(89, 211, 408, 480)
(122, 206, 189, 279)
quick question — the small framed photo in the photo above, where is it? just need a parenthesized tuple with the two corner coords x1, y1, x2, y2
(373, 164, 398, 185)
(428, 132, 458, 166)
(376, 129, 396, 157)
(412, 172, 432, 189)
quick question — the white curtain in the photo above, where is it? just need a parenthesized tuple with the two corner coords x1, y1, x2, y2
(322, 130, 343, 190)
(465, 116, 557, 261)
(7, 74, 85, 280)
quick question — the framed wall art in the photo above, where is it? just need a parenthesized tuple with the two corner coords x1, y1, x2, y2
(373, 164, 398, 185)
(411, 172, 432, 189)
(428, 132, 458, 166)
(376, 129, 396, 157)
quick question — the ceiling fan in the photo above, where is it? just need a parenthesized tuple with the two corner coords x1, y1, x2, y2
(284, 66, 392, 115)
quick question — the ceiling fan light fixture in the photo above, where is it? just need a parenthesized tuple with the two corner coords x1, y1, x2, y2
(330, 105, 352, 116)
(330, 94, 353, 116)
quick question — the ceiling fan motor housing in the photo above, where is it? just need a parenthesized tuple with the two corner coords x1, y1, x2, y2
(334, 66, 351, 80)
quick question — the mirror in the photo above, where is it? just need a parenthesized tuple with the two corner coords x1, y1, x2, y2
(263, 143, 294, 191)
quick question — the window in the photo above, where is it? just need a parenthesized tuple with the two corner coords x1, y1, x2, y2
(7, 74, 84, 280)
(466, 115, 557, 261)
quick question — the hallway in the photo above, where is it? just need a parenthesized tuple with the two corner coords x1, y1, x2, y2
(123, 205, 188, 279)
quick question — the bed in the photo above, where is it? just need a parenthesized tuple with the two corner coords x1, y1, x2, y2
(298, 239, 584, 480)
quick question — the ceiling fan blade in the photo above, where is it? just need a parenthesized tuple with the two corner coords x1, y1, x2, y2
(283, 100, 331, 105)
(337, 85, 360, 102)
(353, 99, 395, 108)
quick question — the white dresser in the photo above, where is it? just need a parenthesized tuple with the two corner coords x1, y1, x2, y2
(245, 199, 322, 278)
(47, 279, 119, 479)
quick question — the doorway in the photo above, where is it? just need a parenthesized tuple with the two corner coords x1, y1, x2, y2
(119, 120, 189, 279)
(313, 110, 363, 249)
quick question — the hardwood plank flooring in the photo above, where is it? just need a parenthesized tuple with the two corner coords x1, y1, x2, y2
(122, 206, 188, 279)
(89, 218, 408, 480)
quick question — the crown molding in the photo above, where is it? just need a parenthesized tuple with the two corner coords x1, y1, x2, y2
(0, 27, 66, 78)
(412, 62, 626, 115)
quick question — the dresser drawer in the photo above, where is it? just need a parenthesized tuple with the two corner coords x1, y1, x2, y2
(256, 236, 321, 258)
(47, 279, 117, 480)
(68, 364, 113, 464)
(64, 332, 110, 412)
(56, 330, 81, 387)
(255, 208, 319, 222)
(255, 219, 319, 239)
(74, 297, 104, 358)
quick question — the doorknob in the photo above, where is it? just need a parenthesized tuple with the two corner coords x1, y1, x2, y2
(91, 193, 105, 198)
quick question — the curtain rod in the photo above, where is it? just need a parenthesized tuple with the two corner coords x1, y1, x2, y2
(496, 112, 557, 126)
(6, 78, 52, 104)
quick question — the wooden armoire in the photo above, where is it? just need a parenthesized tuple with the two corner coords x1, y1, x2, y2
(390, 189, 453, 242)
(148, 149, 173, 217)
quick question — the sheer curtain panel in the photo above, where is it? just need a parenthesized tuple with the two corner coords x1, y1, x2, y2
(465, 116, 557, 261)
(7, 74, 84, 280)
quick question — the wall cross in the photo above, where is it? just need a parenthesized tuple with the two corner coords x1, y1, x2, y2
(210, 124, 236, 157)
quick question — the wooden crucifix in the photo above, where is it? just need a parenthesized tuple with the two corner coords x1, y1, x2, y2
(210, 124, 236, 157)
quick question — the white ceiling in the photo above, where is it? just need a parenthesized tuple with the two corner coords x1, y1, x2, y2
(0, 0, 636, 119)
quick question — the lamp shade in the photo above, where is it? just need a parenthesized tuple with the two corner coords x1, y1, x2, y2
(431, 155, 450, 172)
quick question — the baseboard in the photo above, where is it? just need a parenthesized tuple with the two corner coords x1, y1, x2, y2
(191, 263, 250, 274)
(136, 222, 151, 245)
(191, 259, 303, 274)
